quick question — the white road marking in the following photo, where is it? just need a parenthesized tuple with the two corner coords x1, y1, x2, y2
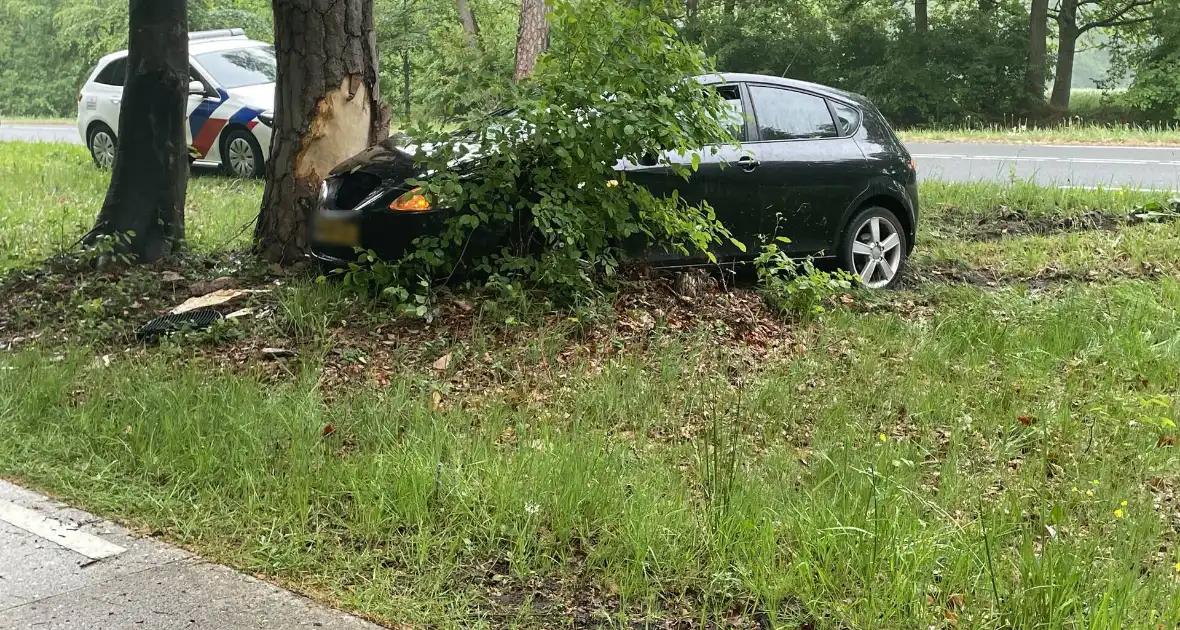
(0, 500, 126, 560)
(1057, 185, 1175, 192)
(912, 153, 1176, 166)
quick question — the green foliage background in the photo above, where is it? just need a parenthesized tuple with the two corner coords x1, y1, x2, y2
(1, 0, 1178, 124)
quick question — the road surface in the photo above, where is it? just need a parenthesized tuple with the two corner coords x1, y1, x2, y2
(2, 122, 1178, 190)
(0, 480, 381, 629)
(907, 142, 1180, 191)
(0, 123, 80, 145)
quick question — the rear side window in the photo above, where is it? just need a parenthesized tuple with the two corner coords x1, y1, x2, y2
(748, 85, 837, 141)
(714, 84, 749, 142)
(94, 58, 127, 87)
(831, 101, 861, 136)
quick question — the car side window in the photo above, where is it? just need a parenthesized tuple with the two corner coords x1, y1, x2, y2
(831, 101, 861, 136)
(95, 58, 127, 87)
(748, 85, 837, 141)
(714, 84, 749, 142)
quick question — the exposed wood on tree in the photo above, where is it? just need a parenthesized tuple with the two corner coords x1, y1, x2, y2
(88, 0, 188, 263)
(513, 0, 550, 82)
(1025, 0, 1049, 113)
(456, 0, 481, 50)
(256, 0, 391, 265)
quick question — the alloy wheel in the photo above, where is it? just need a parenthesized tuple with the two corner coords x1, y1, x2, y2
(850, 216, 903, 289)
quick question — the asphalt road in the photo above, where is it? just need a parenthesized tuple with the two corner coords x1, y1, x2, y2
(0, 123, 80, 145)
(907, 141, 1180, 191)
(0, 480, 381, 629)
(2, 123, 1177, 190)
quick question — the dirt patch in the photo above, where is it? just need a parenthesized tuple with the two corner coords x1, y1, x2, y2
(932, 206, 1179, 242)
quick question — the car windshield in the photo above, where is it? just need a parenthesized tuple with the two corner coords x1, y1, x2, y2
(195, 46, 276, 89)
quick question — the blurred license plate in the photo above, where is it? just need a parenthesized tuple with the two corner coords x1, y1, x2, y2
(315, 219, 359, 246)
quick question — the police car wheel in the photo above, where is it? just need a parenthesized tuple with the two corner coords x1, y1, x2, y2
(87, 124, 117, 170)
(222, 129, 264, 178)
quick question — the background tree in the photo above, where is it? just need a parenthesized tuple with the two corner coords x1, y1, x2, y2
(254, 0, 390, 264)
(87, 0, 189, 262)
(1025, 0, 1049, 112)
(513, 0, 549, 81)
(1049, 0, 1155, 112)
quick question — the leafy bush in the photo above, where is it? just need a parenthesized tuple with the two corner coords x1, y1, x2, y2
(754, 237, 853, 321)
(371, 0, 738, 305)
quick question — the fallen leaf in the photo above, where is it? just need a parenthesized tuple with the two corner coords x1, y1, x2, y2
(261, 348, 297, 359)
(943, 610, 959, 626)
(160, 271, 185, 283)
(432, 390, 443, 410)
(948, 593, 965, 610)
(226, 307, 255, 319)
(454, 300, 474, 312)
(1018, 415, 1035, 426)
(322, 424, 336, 437)
(1157, 435, 1177, 447)
(433, 353, 452, 372)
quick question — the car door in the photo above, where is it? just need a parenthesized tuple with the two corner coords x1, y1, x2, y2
(744, 84, 868, 255)
(88, 57, 127, 135)
(622, 83, 763, 262)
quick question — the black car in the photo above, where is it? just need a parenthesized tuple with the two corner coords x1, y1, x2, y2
(310, 73, 918, 289)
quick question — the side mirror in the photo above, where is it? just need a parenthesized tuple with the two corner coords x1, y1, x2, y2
(188, 80, 207, 96)
(638, 153, 659, 167)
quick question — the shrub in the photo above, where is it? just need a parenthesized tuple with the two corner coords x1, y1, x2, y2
(371, 0, 740, 307)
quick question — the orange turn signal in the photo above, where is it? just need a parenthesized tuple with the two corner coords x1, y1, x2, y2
(388, 187, 433, 212)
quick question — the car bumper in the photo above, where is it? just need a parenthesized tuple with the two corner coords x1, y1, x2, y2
(309, 204, 448, 265)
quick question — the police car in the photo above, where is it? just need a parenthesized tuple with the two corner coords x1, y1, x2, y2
(77, 28, 275, 178)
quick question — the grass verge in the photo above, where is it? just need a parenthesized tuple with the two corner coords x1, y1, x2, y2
(2, 142, 1180, 628)
(0, 142, 260, 269)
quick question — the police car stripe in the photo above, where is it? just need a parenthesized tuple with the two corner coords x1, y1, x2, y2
(192, 119, 228, 157)
(188, 87, 229, 141)
(228, 106, 261, 127)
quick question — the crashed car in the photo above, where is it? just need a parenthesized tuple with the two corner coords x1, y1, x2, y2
(310, 73, 919, 288)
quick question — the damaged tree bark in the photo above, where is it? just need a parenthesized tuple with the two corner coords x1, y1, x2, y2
(256, 0, 390, 265)
(88, 0, 188, 263)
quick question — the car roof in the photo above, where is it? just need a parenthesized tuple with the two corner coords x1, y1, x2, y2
(697, 72, 869, 107)
(93, 37, 269, 66)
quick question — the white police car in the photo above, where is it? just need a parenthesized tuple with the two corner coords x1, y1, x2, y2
(76, 28, 275, 178)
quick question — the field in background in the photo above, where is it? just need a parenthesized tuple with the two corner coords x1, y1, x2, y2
(2, 141, 1180, 628)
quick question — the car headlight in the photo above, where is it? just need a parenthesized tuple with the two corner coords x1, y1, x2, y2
(257, 110, 274, 127)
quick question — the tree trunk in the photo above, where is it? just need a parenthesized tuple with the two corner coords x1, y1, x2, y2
(89, 0, 188, 263)
(256, 0, 390, 265)
(402, 50, 411, 119)
(513, 0, 550, 82)
(1025, 0, 1049, 114)
(723, 0, 735, 16)
(686, 0, 698, 18)
(915, 0, 928, 37)
(456, 0, 480, 50)
(1049, 0, 1078, 113)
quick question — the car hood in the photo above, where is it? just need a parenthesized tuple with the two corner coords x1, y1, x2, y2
(329, 133, 487, 183)
(225, 83, 274, 111)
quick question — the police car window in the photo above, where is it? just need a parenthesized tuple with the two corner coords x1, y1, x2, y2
(95, 58, 127, 87)
(832, 101, 861, 136)
(194, 46, 276, 89)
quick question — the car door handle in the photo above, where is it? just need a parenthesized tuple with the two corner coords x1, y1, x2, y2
(738, 156, 759, 171)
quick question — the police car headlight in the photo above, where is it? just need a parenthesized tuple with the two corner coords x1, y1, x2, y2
(257, 110, 274, 127)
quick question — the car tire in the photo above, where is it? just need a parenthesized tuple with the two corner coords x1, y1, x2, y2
(87, 123, 117, 170)
(838, 206, 908, 289)
(221, 128, 265, 178)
